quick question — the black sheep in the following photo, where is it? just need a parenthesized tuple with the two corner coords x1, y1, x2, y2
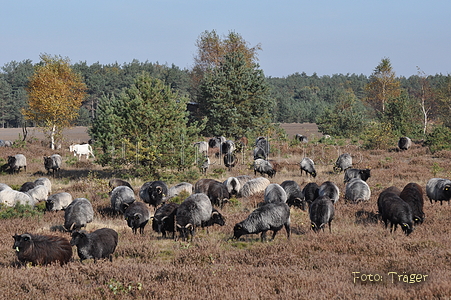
(309, 196, 335, 233)
(399, 182, 425, 225)
(70, 228, 118, 262)
(152, 202, 179, 238)
(378, 191, 414, 235)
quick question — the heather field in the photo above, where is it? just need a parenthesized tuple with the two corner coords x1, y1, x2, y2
(0, 125, 451, 299)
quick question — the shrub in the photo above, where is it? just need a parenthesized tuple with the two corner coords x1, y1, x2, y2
(425, 125, 451, 153)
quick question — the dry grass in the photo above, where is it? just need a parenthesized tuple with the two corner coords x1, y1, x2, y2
(1, 129, 451, 299)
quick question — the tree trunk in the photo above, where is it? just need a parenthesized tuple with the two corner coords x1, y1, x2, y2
(51, 124, 56, 150)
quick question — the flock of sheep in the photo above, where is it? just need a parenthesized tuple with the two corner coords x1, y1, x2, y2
(2, 134, 451, 267)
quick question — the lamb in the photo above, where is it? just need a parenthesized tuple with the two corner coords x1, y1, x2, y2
(223, 175, 252, 197)
(318, 181, 340, 204)
(398, 137, 412, 150)
(12, 233, 72, 266)
(175, 193, 213, 241)
(34, 177, 52, 194)
(344, 178, 371, 203)
(426, 178, 451, 205)
(302, 182, 320, 208)
(140, 181, 168, 209)
(253, 159, 276, 178)
(399, 182, 425, 225)
(238, 177, 271, 198)
(264, 183, 288, 204)
(124, 201, 151, 234)
(7, 154, 27, 174)
(281, 180, 306, 210)
(152, 202, 179, 238)
(64, 198, 94, 232)
(110, 185, 136, 214)
(334, 153, 352, 173)
(378, 191, 414, 235)
(44, 154, 62, 176)
(46, 192, 73, 211)
(300, 157, 317, 178)
(344, 168, 371, 183)
(70, 228, 118, 262)
(108, 178, 133, 194)
(309, 196, 335, 233)
(233, 202, 291, 242)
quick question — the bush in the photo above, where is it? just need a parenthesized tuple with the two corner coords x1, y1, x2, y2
(425, 125, 451, 153)
(362, 122, 398, 150)
(0, 203, 44, 219)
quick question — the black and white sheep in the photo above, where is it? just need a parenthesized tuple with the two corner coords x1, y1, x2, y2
(46, 192, 73, 211)
(140, 181, 168, 209)
(398, 136, 412, 150)
(281, 180, 306, 210)
(302, 182, 320, 208)
(70, 228, 118, 262)
(295, 134, 308, 143)
(64, 198, 94, 232)
(264, 183, 288, 204)
(238, 177, 271, 198)
(300, 157, 317, 178)
(223, 175, 252, 197)
(221, 140, 236, 154)
(44, 154, 62, 176)
(334, 153, 352, 173)
(399, 182, 425, 225)
(309, 196, 335, 233)
(426, 178, 451, 205)
(254, 159, 276, 178)
(152, 202, 179, 238)
(194, 141, 209, 155)
(344, 168, 371, 183)
(255, 137, 270, 156)
(208, 136, 226, 149)
(175, 193, 213, 241)
(224, 153, 237, 171)
(233, 202, 291, 242)
(12, 233, 72, 266)
(110, 185, 136, 214)
(378, 191, 414, 235)
(344, 178, 371, 203)
(124, 201, 150, 234)
(200, 156, 210, 174)
(318, 181, 340, 204)
(7, 154, 26, 174)
(108, 178, 133, 194)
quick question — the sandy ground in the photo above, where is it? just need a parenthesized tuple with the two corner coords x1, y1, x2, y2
(0, 126, 90, 143)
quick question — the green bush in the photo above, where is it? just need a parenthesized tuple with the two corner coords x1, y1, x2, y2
(0, 203, 44, 219)
(425, 125, 451, 153)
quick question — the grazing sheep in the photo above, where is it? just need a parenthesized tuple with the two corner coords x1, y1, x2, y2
(281, 180, 306, 210)
(377, 186, 402, 217)
(152, 202, 179, 238)
(7, 154, 27, 174)
(64, 198, 94, 232)
(0, 189, 36, 207)
(70, 228, 118, 262)
(175, 193, 213, 241)
(194, 141, 209, 155)
(12, 233, 72, 266)
(202, 208, 226, 229)
(167, 182, 193, 198)
(140, 181, 168, 209)
(233, 202, 291, 242)
(254, 159, 276, 178)
(426, 178, 451, 205)
(0, 183, 11, 192)
(378, 191, 414, 235)
(334, 153, 352, 173)
(399, 182, 425, 225)
(108, 178, 133, 194)
(0, 140, 13, 147)
(318, 181, 340, 204)
(238, 177, 271, 198)
(264, 183, 288, 204)
(223, 175, 252, 197)
(110, 186, 136, 214)
(224, 153, 237, 171)
(206, 180, 229, 208)
(46, 192, 73, 211)
(194, 178, 218, 194)
(302, 182, 320, 208)
(309, 196, 335, 233)
(344, 178, 371, 203)
(27, 184, 49, 202)
(44, 154, 62, 176)
(34, 177, 52, 194)
(398, 137, 412, 150)
(300, 157, 317, 178)
(124, 202, 150, 234)
(344, 168, 371, 183)
(19, 181, 37, 193)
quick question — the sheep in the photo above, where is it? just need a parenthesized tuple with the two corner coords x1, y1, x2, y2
(110, 185, 136, 214)
(295, 134, 308, 143)
(44, 154, 62, 176)
(108, 178, 133, 194)
(334, 153, 352, 173)
(206, 180, 229, 208)
(378, 192, 414, 235)
(0, 189, 36, 207)
(398, 136, 412, 150)
(238, 177, 271, 198)
(19, 181, 37, 192)
(281, 180, 306, 210)
(202, 208, 226, 229)
(399, 182, 425, 225)
(233, 202, 291, 242)
(140, 181, 168, 209)
(426, 178, 451, 205)
(318, 181, 340, 204)
(152, 202, 179, 238)
(344, 168, 371, 183)
(253, 147, 267, 160)
(194, 178, 218, 194)
(7, 154, 26, 174)
(302, 182, 320, 208)
(344, 178, 371, 203)
(221, 140, 236, 154)
(223, 175, 252, 197)
(64, 198, 94, 232)
(309, 196, 335, 233)
(124, 201, 150, 234)
(175, 193, 213, 241)
(224, 153, 237, 171)
(208, 136, 226, 149)
(12, 233, 72, 266)
(26, 184, 49, 202)
(70, 228, 118, 262)
(0, 183, 11, 192)
(200, 156, 210, 174)
(264, 183, 288, 204)
(194, 141, 209, 155)
(46, 192, 73, 211)
(167, 182, 193, 199)
(34, 177, 52, 194)
(0, 139, 13, 147)
(377, 186, 402, 217)
(300, 157, 317, 178)
(255, 137, 270, 156)
(254, 159, 276, 178)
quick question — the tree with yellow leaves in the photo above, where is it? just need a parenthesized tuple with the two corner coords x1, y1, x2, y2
(23, 54, 86, 149)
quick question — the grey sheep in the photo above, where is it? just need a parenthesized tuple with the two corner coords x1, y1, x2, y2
(302, 182, 320, 208)
(202, 208, 226, 229)
(344, 168, 371, 183)
(44, 154, 62, 176)
(167, 182, 193, 198)
(7, 154, 27, 174)
(334, 153, 352, 173)
(110, 185, 136, 214)
(378, 191, 414, 235)
(26, 184, 49, 202)
(399, 182, 425, 225)
(0, 140, 13, 147)
(300, 157, 317, 178)
(233, 202, 291, 242)
(200, 156, 210, 174)
(64, 198, 94, 232)
(108, 178, 133, 194)
(223, 175, 252, 197)
(0, 189, 37, 207)
(13, 233, 72, 266)
(264, 183, 288, 204)
(194, 141, 209, 155)
(281, 180, 306, 210)
(255, 137, 270, 156)
(254, 159, 276, 178)
(344, 178, 371, 203)
(194, 178, 218, 194)
(238, 177, 270, 198)
(221, 140, 236, 154)
(398, 136, 412, 150)
(253, 147, 267, 160)
(124, 201, 150, 234)
(318, 181, 340, 204)
(309, 196, 335, 233)
(426, 178, 451, 205)
(70, 228, 118, 262)
(175, 193, 213, 241)
(46, 192, 73, 211)
(34, 177, 52, 194)
(152, 202, 179, 238)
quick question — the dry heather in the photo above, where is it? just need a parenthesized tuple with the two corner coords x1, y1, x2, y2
(1, 134, 451, 299)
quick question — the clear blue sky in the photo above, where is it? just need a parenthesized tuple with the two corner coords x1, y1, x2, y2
(1, 1, 450, 77)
